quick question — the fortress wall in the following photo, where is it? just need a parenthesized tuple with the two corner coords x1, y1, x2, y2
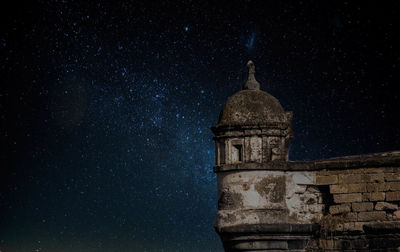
(214, 152, 400, 251)
(313, 152, 400, 250)
(317, 167, 400, 232)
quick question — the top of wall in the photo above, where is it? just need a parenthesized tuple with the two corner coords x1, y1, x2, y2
(214, 151, 400, 172)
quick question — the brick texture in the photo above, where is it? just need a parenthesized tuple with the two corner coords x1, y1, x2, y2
(366, 183, 389, 192)
(334, 193, 362, 203)
(357, 211, 387, 221)
(352, 202, 373, 212)
(339, 174, 363, 184)
(388, 182, 400, 191)
(329, 204, 351, 215)
(386, 192, 400, 201)
(314, 165, 400, 250)
(362, 192, 385, 201)
(330, 183, 366, 194)
(384, 173, 400, 182)
(375, 202, 398, 211)
(316, 175, 338, 185)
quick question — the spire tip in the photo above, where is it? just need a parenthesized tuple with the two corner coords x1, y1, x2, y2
(243, 60, 260, 90)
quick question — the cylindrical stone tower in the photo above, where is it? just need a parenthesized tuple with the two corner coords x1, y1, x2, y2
(212, 61, 318, 251)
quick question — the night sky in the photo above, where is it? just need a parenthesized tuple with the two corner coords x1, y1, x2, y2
(1, 1, 400, 251)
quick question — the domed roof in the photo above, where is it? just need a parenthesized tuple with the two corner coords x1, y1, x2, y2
(217, 89, 285, 126)
(216, 61, 287, 127)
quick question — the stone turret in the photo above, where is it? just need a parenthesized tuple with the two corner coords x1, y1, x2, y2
(211, 61, 315, 251)
(212, 61, 292, 165)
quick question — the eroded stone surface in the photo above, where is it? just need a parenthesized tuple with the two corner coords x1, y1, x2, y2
(375, 201, 398, 211)
(217, 90, 287, 127)
(254, 176, 285, 203)
(218, 190, 244, 210)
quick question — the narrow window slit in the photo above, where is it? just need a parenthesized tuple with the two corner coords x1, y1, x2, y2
(233, 144, 242, 162)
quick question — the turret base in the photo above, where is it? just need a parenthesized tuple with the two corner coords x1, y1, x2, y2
(217, 224, 319, 251)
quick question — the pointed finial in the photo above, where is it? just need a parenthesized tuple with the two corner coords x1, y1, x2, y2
(243, 60, 260, 90)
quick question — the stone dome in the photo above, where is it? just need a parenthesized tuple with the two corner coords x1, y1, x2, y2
(217, 89, 285, 126)
(216, 61, 287, 127)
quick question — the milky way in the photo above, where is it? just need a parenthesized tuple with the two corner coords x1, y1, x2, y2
(245, 31, 257, 53)
(1, 1, 400, 251)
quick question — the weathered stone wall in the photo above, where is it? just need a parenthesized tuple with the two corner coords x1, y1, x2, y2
(317, 167, 400, 232)
(312, 153, 400, 251)
(214, 152, 400, 251)
(215, 170, 324, 231)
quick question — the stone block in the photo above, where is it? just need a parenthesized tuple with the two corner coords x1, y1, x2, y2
(371, 192, 386, 201)
(330, 184, 347, 194)
(364, 173, 385, 183)
(339, 174, 362, 184)
(293, 173, 314, 185)
(329, 204, 351, 215)
(366, 183, 389, 192)
(384, 172, 400, 181)
(330, 183, 366, 194)
(347, 183, 367, 193)
(388, 182, 400, 191)
(339, 173, 386, 184)
(362, 192, 385, 201)
(334, 193, 362, 203)
(386, 191, 400, 201)
(357, 211, 387, 221)
(352, 202, 373, 212)
(393, 210, 400, 219)
(316, 175, 338, 185)
(343, 212, 357, 221)
(375, 201, 398, 211)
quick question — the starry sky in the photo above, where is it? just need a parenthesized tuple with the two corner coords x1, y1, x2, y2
(1, 1, 400, 251)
